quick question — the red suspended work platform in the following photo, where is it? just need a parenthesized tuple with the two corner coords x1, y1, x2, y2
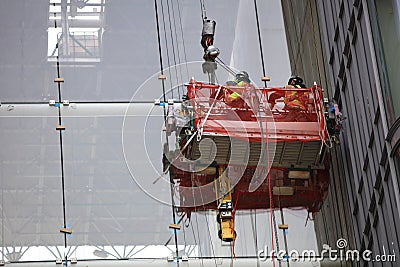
(167, 80, 330, 215)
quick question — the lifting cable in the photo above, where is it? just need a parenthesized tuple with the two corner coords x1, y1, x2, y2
(253, 1, 279, 265)
(190, 173, 206, 267)
(199, 0, 207, 21)
(308, 0, 323, 88)
(215, 57, 237, 76)
(53, 2, 69, 263)
(308, 0, 336, 150)
(191, 174, 218, 267)
(175, 0, 190, 81)
(166, 0, 182, 99)
(253, 0, 268, 88)
(250, 210, 260, 266)
(308, 0, 330, 100)
(170, 0, 189, 94)
(154, 0, 180, 265)
(160, 0, 175, 100)
(194, 174, 219, 267)
(279, 202, 290, 267)
(287, 0, 307, 74)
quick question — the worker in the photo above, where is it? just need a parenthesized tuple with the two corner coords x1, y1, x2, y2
(209, 71, 250, 104)
(224, 71, 251, 105)
(268, 75, 308, 110)
(287, 75, 306, 88)
(226, 71, 251, 86)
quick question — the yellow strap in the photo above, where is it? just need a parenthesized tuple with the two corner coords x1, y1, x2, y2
(230, 91, 241, 100)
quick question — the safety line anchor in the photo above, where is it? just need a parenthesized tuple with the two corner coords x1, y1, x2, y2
(56, 125, 66, 131)
(54, 77, 65, 83)
(169, 223, 181, 230)
(60, 227, 72, 234)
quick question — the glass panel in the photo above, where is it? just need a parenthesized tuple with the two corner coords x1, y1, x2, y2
(374, 0, 400, 118)
(0, 106, 63, 262)
(0, 0, 240, 102)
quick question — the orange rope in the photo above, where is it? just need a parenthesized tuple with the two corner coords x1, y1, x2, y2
(231, 190, 241, 258)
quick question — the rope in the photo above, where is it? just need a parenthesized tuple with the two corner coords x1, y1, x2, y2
(279, 207, 290, 267)
(250, 210, 260, 267)
(176, 0, 190, 81)
(308, 0, 323, 90)
(253, 0, 268, 87)
(215, 57, 237, 76)
(288, 0, 307, 73)
(197, 85, 223, 141)
(190, 173, 205, 267)
(160, 0, 174, 99)
(154, 1, 180, 264)
(200, 0, 206, 20)
(232, 190, 242, 258)
(192, 173, 219, 267)
(166, 0, 182, 99)
(253, 1, 279, 265)
(53, 2, 69, 262)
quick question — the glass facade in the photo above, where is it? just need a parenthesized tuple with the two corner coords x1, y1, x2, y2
(1, 0, 318, 265)
(281, 1, 400, 266)
(373, 0, 400, 121)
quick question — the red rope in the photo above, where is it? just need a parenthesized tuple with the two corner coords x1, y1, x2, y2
(231, 190, 241, 258)
(266, 111, 276, 267)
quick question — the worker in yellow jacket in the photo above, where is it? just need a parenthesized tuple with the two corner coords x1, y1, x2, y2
(225, 71, 250, 105)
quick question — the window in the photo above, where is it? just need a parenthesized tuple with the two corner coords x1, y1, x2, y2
(374, 0, 400, 119)
(48, 0, 105, 63)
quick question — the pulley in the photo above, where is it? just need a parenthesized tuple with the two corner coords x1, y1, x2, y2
(201, 19, 216, 50)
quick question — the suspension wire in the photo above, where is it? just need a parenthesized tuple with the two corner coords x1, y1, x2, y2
(166, 0, 182, 99)
(175, 0, 190, 81)
(281, 6, 296, 73)
(190, 172, 217, 266)
(199, 0, 206, 20)
(194, 173, 218, 267)
(53, 2, 69, 262)
(309, 0, 330, 98)
(169, 0, 185, 94)
(154, 0, 167, 115)
(282, 1, 299, 72)
(182, 215, 188, 255)
(154, 1, 180, 265)
(314, 2, 329, 96)
(160, 0, 174, 99)
(288, 0, 308, 74)
(308, 0, 322, 86)
(280, 207, 290, 267)
(215, 58, 237, 76)
(191, 213, 205, 267)
(269, 180, 278, 267)
(253, 0, 267, 87)
(253, 1, 279, 265)
(250, 210, 260, 267)
(187, 117, 220, 267)
(56, 51, 68, 252)
(252, 3, 266, 264)
(190, 172, 210, 267)
(188, 162, 206, 267)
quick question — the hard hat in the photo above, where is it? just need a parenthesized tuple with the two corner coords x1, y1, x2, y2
(236, 71, 250, 83)
(288, 75, 303, 85)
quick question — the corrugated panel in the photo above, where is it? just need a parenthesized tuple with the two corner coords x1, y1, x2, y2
(192, 136, 324, 169)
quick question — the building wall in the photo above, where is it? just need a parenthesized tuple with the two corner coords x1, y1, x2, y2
(281, 0, 400, 266)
